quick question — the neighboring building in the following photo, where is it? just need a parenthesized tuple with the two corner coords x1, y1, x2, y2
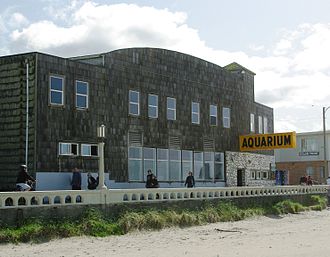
(275, 131, 330, 185)
(0, 48, 274, 190)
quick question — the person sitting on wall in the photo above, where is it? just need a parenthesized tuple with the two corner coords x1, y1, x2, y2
(151, 175, 159, 188)
(71, 167, 82, 190)
(300, 175, 308, 185)
(16, 164, 36, 191)
(307, 175, 313, 186)
(87, 172, 99, 190)
(185, 171, 195, 188)
(145, 169, 153, 188)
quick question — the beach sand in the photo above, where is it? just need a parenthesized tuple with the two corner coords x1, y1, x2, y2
(2, 210, 330, 257)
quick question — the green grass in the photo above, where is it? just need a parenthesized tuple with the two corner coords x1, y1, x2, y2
(0, 196, 327, 244)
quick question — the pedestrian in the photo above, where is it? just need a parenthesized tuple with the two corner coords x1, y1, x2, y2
(87, 172, 99, 190)
(71, 167, 82, 190)
(307, 175, 313, 186)
(185, 171, 195, 188)
(146, 169, 153, 188)
(151, 175, 159, 188)
(16, 164, 36, 191)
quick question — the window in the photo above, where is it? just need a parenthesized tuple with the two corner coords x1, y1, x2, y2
(301, 138, 318, 152)
(76, 81, 88, 109)
(148, 94, 158, 118)
(167, 97, 176, 120)
(157, 149, 169, 181)
(182, 150, 193, 178)
(250, 113, 255, 133)
(306, 166, 314, 176)
(223, 107, 231, 128)
(263, 116, 268, 134)
(203, 152, 214, 180)
(320, 166, 326, 178)
(169, 149, 181, 181)
(59, 143, 78, 156)
(210, 105, 217, 126)
(214, 152, 225, 180)
(81, 144, 98, 156)
(262, 171, 269, 179)
(251, 170, 256, 179)
(192, 102, 200, 124)
(143, 148, 156, 180)
(128, 147, 142, 181)
(50, 76, 64, 105)
(258, 115, 263, 134)
(194, 152, 203, 180)
(129, 90, 139, 115)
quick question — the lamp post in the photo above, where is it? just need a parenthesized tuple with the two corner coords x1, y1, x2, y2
(323, 107, 330, 177)
(97, 124, 107, 190)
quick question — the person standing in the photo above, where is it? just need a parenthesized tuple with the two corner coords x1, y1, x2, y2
(185, 171, 195, 188)
(146, 169, 153, 188)
(16, 164, 36, 191)
(71, 167, 82, 190)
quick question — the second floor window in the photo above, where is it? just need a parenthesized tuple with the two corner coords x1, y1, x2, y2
(263, 116, 268, 133)
(192, 102, 200, 124)
(59, 142, 78, 156)
(129, 90, 139, 116)
(148, 94, 158, 118)
(81, 144, 98, 156)
(250, 113, 255, 132)
(258, 115, 263, 133)
(167, 97, 176, 120)
(50, 75, 64, 105)
(223, 107, 231, 128)
(210, 105, 217, 126)
(76, 81, 88, 109)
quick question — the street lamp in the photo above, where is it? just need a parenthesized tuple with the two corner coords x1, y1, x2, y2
(97, 124, 107, 190)
(323, 107, 330, 177)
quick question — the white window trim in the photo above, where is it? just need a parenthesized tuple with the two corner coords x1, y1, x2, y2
(81, 144, 99, 157)
(192, 102, 200, 124)
(210, 105, 217, 126)
(58, 142, 78, 156)
(50, 75, 64, 106)
(263, 116, 268, 134)
(258, 115, 263, 134)
(250, 113, 255, 133)
(148, 94, 158, 118)
(167, 97, 176, 120)
(76, 80, 89, 109)
(129, 90, 140, 116)
(223, 107, 231, 128)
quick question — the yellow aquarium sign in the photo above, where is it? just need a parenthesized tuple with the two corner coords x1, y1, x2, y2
(239, 132, 296, 151)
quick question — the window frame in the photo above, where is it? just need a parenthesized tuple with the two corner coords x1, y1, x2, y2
(58, 142, 78, 156)
(148, 94, 158, 118)
(49, 75, 64, 106)
(258, 115, 263, 134)
(210, 104, 217, 126)
(192, 102, 200, 124)
(223, 107, 231, 128)
(167, 97, 176, 121)
(81, 144, 99, 157)
(263, 116, 268, 134)
(250, 113, 255, 133)
(75, 80, 89, 110)
(129, 90, 140, 116)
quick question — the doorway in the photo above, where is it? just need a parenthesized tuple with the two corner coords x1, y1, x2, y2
(237, 169, 244, 186)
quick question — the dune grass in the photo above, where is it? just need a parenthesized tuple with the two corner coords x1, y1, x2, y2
(0, 195, 327, 244)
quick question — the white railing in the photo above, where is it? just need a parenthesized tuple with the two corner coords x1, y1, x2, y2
(0, 185, 328, 209)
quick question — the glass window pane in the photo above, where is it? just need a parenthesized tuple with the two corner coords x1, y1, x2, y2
(182, 162, 193, 176)
(215, 152, 224, 162)
(157, 149, 168, 160)
(167, 97, 175, 109)
(148, 94, 158, 106)
(169, 149, 181, 160)
(192, 102, 199, 112)
(77, 95, 87, 108)
(169, 162, 181, 181)
(204, 152, 214, 161)
(91, 145, 98, 156)
(76, 81, 88, 94)
(210, 105, 217, 116)
(129, 90, 139, 103)
(194, 152, 203, 161)
(194, 152, 203, 180)
(129, 147, 142, 158)
(144, 148, 155, 159)
(148, 106, 157, 118)
(82, 145, 91, 156)
(51, 77, 63, 90)
(51, 91, 62, 104)
(182, 150, 192, 161)
(129, 103, 138, 115)
(210, 116, 217, 125)
(157, 161, 168, 181)
(128, 160, 142, 181)
(214, 163, 224, 180)
(60, 143, 70, 155)
(204, 162, 214, 180)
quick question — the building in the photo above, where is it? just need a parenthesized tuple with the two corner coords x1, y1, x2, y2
(275, 131, 330, 185)
(0, 48, 274, 190)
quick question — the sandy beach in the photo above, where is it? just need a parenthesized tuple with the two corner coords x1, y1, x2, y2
(2, 210, 330, 257)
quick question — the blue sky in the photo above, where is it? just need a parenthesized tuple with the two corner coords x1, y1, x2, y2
(1, 0, 330, 133)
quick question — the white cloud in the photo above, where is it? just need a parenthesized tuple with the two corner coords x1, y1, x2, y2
(9, 12, 29, 28)
(3, 1, 330, 133)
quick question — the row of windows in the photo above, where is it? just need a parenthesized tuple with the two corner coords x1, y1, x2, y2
(128, 147, 225, 182)
(59, 142, 98, 157)
(250, 113, 268, 134)
(50, 76, 89, 109)
(129, 90, 231, 128)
